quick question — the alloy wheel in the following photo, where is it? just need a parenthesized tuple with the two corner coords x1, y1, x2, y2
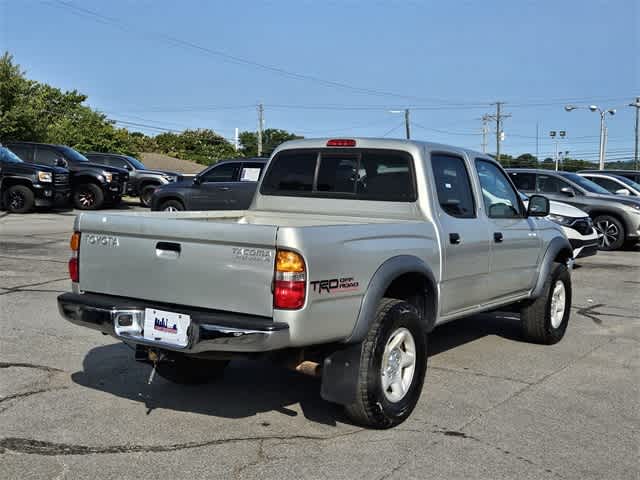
(595, 220, 619, 248)
(9, 191, 25, 211)
(550, 280, 566, 329)
(380, 327, 416, 403)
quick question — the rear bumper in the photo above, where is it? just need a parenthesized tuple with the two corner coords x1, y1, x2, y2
(58, 292, 290, 353)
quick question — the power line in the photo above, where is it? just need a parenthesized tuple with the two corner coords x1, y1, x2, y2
(45, 0, 468, 104)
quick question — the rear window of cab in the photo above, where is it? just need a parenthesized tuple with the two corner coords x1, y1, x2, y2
(260, 149, 417, 202)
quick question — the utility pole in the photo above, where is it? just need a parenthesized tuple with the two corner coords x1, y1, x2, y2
(536, 122, 540, 161)
(257, 103, 264, 157)
(404, 109, 411, 139)
(234, 127, 239, 152)
(630, 97, 640, 169)
(486, 102, 511, 164)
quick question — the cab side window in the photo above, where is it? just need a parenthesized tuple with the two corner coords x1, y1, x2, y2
(475, 159, 521, 218)
(7, 145, 33, 162)
(200, 163, 240, 183)
(431, 154, 476, 218)
(35, 147, 62, 166)
(106, 157, 129, 169)
(536, 174, 571, 194)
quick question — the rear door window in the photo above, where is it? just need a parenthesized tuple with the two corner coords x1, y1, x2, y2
(9, 144, 34, 162)
(431, 153, 475, 218)
(239, 162, 265, 182)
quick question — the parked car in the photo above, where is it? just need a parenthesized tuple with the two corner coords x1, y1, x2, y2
(578, 169, 640, 184)
(0, 145, 71, 213)
(84, 152, 182, 207)
(150, 158, 266, 211)
(578, 172, 640, 197)
(59, 138, 573, 429)
(508, 168, 640, 250)
(520, 193, 599, 259)
(5, 142, 128, 210)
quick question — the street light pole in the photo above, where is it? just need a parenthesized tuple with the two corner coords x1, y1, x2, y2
(564, 104, 615, 170)
(389, 109, 411, 139)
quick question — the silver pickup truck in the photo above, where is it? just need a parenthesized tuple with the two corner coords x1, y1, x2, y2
(58, 138, 573, 428)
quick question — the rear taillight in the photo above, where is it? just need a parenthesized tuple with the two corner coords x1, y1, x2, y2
(274, 250, 306, 310)
(69, 232, 80, 282)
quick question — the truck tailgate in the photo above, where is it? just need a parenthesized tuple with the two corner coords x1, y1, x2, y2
(77, 214, 277, 317)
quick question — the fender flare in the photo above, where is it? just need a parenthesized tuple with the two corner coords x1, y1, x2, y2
(531, 235, 573, 298)
(344, 255, 438, 344)
(73, 171, 106, 186)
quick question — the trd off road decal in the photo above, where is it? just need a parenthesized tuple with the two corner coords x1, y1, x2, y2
(310, 276, 359, 294)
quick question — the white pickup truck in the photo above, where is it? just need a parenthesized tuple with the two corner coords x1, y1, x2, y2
(59, 138, 573, 428)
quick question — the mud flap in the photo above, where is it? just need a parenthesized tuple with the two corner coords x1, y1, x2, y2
(320, 342, 363, 405)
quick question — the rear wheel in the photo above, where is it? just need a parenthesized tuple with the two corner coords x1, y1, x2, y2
(140, 184, 158, 207)
(155, 355, 229, 385)
(3, 185, 35, 213)
(73, 183, 104, 210)
(344, 298, 428, 429)
(594, 215, 625, 251)
(159, 199, 185, 212)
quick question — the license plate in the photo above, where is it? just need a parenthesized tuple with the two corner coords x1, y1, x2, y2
(143, 308, 190, 347)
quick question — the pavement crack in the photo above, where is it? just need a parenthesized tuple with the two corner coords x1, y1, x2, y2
(0, 430, 365, 456)
(0, 362, 63, 372)
(430, 366, 533, 385)
(0, 278, 68, 296)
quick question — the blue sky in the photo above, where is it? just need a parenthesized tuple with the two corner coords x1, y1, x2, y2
(1, 0, 638, 161)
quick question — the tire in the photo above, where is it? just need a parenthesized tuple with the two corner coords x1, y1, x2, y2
(140, 184, 158, 208)
(73, 183, 104, 210)
(155, 355, 229, 385)
(159, 199, 185, 212)
(520, 263, 571, 345)
(3, 185, 35, 213)
(344, 298, 428, 429)
(593, 215, 625, 251)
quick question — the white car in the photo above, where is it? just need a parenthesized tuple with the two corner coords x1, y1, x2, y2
(548, 200, 600, 258)
(520, 193, 599, 258)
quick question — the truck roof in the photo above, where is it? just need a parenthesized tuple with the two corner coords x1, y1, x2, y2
(274, 137, 488, 159)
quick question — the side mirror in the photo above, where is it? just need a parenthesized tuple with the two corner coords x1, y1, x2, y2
(193, 176, 201, 185)
(615, 188, 630, 196)
(125, 164, 133, 171)
(55, 158, 67, 167)
(527, 195, 550, 217)
(560, 186, 575, 197)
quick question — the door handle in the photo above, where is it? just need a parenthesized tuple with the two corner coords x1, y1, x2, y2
(449, 233, 461, 245)
(494, 232, 504, 243)
(218, 187, 230, 191)
(155, 241, 181, 259)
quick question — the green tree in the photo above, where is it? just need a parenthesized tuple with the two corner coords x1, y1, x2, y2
(512, 153, 538, 168)
(239, 128, 302, 157)
(154, 129, 237, 165)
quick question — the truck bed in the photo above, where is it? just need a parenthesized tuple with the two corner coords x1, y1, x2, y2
(75, 210, 431, 321)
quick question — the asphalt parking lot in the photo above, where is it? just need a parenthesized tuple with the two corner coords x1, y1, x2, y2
(0, 208, 638, 480)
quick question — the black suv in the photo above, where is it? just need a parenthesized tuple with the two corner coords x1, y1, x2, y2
(508, 168, 640, 250)
(84, 152, 182, 207)
(6, 142, 128, 210)
(0, 145, 71, 213)
(151, 158, 266, 211)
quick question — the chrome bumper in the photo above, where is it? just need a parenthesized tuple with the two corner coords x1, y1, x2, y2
(58, 292, 290, 353)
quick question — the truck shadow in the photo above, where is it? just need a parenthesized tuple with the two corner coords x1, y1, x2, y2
(71, 312, 524, 426)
